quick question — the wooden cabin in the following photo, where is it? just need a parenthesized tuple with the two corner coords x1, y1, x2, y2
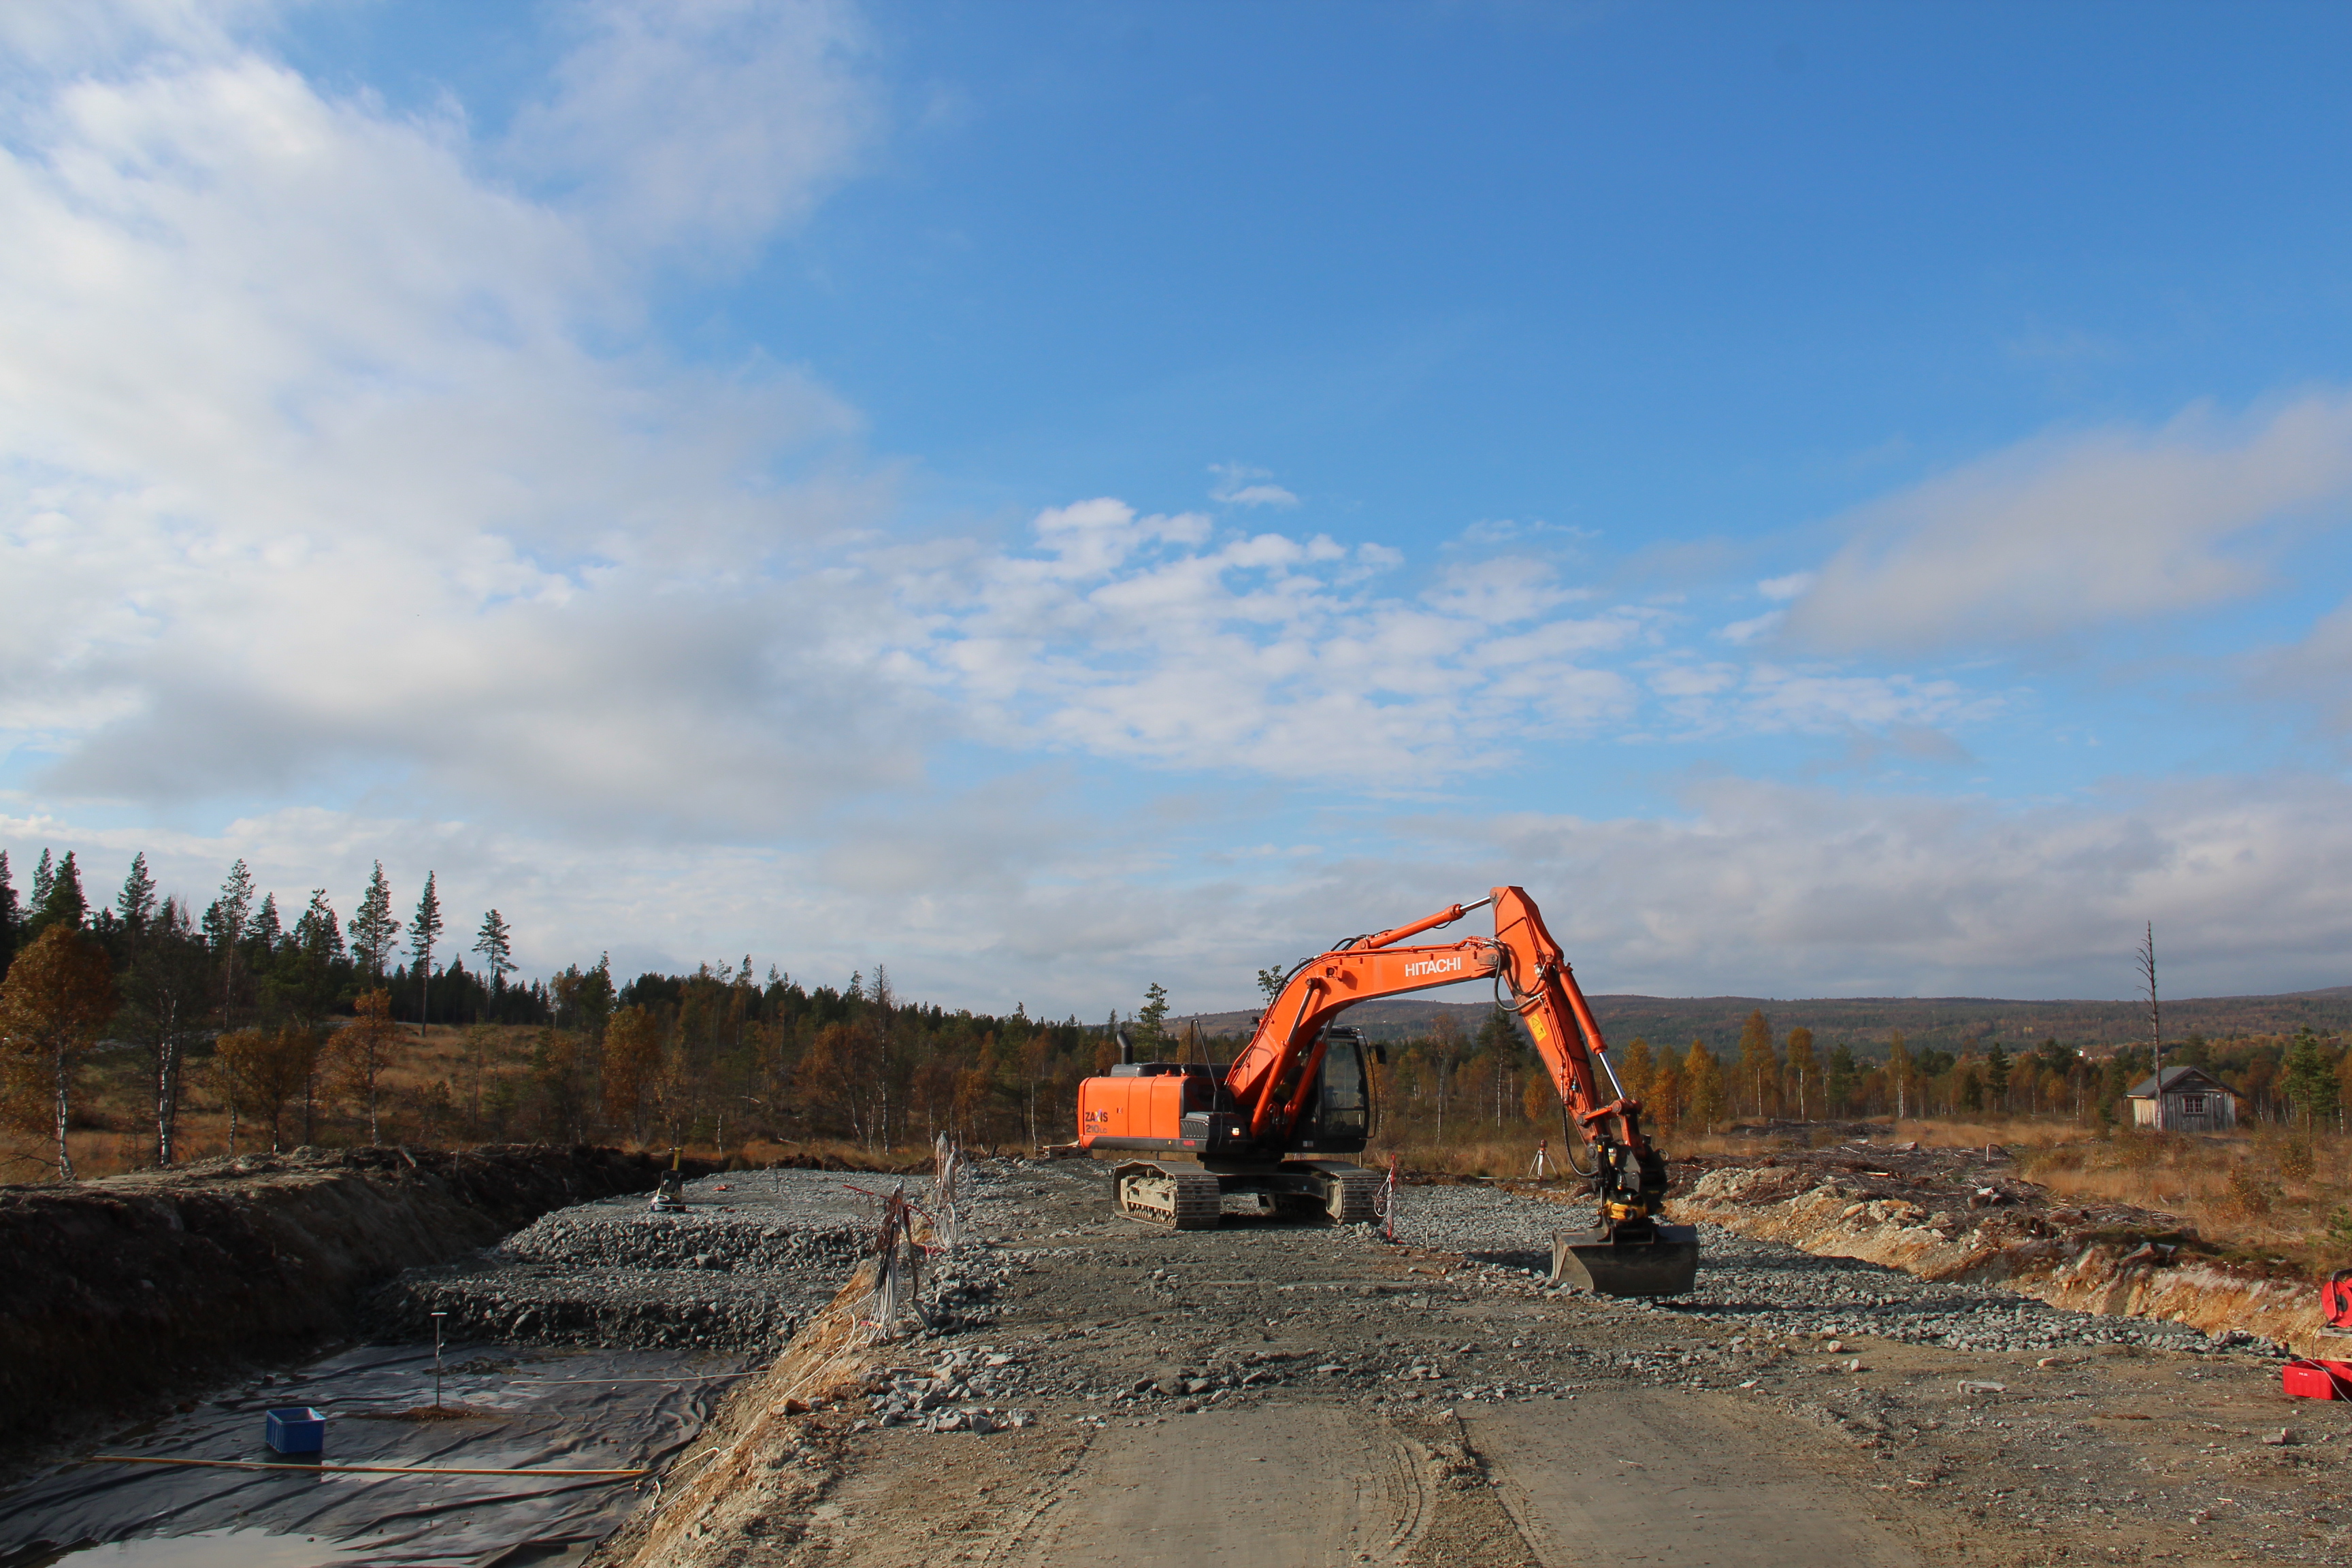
(2125, 1064, 2237, 1132)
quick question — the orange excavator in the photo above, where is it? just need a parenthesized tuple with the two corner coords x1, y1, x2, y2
(1075, 886, 1699, 1296)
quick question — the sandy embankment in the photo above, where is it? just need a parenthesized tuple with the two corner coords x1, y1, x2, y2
(1674, 1160, 2335, 1356)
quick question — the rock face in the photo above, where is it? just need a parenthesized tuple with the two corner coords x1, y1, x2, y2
(1673, 1154, 2328, 1354)
(0, 1143, 686, 1442)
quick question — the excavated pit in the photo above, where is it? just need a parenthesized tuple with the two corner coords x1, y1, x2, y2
(0, 1144, 693, 1453)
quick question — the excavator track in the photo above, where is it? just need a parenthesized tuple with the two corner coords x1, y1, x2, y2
(1328, 1171, 1383, 1226)
(1117, 1167, 1223, 1230)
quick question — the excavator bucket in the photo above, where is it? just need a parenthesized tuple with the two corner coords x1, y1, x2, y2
(1550, 1223, 1700, 1297)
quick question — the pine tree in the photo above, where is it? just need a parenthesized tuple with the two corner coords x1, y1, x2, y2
(410, 872, 442, 1032)
(31, 849, 54, 911)
(115, 853, 158, 934)
(212, 860, 255, 1031)
(1985, 1043, 2012, 1111)
(294, 891, 344, 962)
(473, 909, 516, 1007)
(215, 860, 253, 934)
(1825, 1043, 1857, 1115)
(28, 851, 86, 936)
(348, 862, 399, 983)
(0, 850, 17, 983)
(1137, 982, 1170, 1046)
(2284, 1026, 2337, 1132)
(248, 892, 281, 950)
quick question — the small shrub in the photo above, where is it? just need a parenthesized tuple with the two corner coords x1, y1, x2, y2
(2281, 1137, 2317, 1183)
(2022, 1144, 2087, 1179)
(2225, 1163, 2275, 1218)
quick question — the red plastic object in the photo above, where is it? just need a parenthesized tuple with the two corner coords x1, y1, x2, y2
(2324, 1270, 2352, 1329)
(2283, 1358, 2352, 1401)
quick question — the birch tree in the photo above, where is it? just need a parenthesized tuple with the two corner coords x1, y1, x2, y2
(336, 989, 402, 1144)
(0, 925, 118, 1180)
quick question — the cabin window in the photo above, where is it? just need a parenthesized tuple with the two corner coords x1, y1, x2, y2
(2178, 1094, 2206, 1114)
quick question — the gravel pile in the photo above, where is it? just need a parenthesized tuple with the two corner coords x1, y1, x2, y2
(372, 1261, 817, 1350)
(499, 1208, 863, 1273)
(1383, 1181, 2276, 1356)
(1652, 1222, 2252, 1354)
(370, 1167, 938, 1352)
(862, 1343, 1039, 1433)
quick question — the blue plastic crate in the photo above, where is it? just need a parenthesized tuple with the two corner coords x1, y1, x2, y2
(264, 1406, 325, 1454)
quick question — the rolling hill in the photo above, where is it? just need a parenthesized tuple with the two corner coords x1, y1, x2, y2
(1175, 985, 2352, 1059)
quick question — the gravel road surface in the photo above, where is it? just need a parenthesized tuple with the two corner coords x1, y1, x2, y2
(574, 1158, 2347, 1568)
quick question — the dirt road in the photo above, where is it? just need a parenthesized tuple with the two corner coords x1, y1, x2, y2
(607, 1163, 2350, 1567)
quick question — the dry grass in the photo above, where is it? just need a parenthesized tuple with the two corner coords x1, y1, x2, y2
(2015, 1127, 2352, 1260)
(1367, 1113, 2352, 1269)
(0, 1020, 962, 1184)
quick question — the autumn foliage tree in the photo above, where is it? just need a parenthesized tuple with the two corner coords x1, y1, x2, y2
(1683, 1038, 1727, 1133)
(333, 989, 403, 1144)
(0, 925, 119, 1180)
(215, 1025, 325, 1153)
(1647, 1057, 1687, 1132)
(1784, 1026, 1818, 1120)
(602, 1004, 665, 1141)
(1735, 1009, 1779, 1120)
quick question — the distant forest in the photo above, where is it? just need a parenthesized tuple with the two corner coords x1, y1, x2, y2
(3, 845, 2349, 1180)
(0, 848, 1113, 1177)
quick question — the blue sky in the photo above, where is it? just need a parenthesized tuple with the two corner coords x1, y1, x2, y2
(5, 1, 2352, 1011)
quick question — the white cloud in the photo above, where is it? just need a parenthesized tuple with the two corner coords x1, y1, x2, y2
(1208, 462, 1299, 509)
(0, 7, 904, 836)
(2248, 593, 2352, 734)
(1735, 666, 1995, 736)
(1408, 773, 2352, 999)
(20, 766, 2350, 1014)
(1717, 610, 1782, 644)
(1784, 395, 2352, 654)
(506, 0, 879, 266)
(893, 508, 1650, 784)
(1757, 571, 1814, 601)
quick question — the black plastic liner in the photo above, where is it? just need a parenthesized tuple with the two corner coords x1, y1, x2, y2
(0, 1343, 753, 1567)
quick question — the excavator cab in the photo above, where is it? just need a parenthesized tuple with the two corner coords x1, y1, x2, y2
(1292, 1028, 1371, 1155)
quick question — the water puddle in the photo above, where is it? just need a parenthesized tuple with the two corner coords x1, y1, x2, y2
(26, 1526, 364, 1567)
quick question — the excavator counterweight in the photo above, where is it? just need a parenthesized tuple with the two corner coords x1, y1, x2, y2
(1072, 886, 1699, 1297)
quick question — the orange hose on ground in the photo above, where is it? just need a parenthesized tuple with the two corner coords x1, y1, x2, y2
(87, 1455, 650, 1477)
